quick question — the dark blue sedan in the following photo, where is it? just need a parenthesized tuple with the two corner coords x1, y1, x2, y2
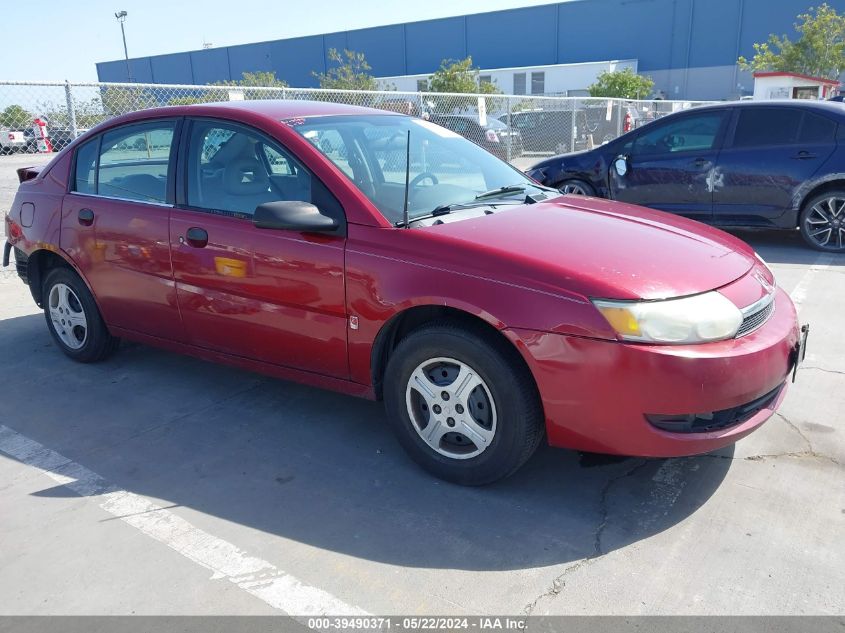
(526, 100, 845, 252)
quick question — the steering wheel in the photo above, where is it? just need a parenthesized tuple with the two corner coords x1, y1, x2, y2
(409, 172, 439, 188)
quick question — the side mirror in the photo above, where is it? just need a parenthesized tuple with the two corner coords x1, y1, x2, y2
(253, 200, 338, 232)
(613, 155, 630, 178)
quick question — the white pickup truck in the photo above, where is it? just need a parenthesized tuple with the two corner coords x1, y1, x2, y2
(0, 129, 27, 154)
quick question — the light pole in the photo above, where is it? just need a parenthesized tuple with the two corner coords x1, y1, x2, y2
(114, 11, 131, 82)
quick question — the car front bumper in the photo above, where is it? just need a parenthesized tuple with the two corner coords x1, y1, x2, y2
(508, 287, 801, 457)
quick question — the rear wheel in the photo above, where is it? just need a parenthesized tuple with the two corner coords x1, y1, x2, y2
(558, 179, 595, 197)
(42, 267, 119, 362)
(383, 322, 544, 485)
(799, 191, 845, 252)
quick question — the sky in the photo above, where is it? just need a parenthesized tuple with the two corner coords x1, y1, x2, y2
(0, 0, 564, 82)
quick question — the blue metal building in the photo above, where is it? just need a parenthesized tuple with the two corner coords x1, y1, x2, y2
(96, 0, 845, 100)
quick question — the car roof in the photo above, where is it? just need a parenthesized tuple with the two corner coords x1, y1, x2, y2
(91, 99, 399, 135)
(694, 99, 845, 115)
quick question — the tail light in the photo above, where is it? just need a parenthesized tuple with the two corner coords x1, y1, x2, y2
(623, 112, 633, 133)
(7, 133, 13, 141)
(485, 129, 500, 143)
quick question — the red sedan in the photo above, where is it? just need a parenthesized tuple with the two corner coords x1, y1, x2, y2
(3, 101, 808, 484)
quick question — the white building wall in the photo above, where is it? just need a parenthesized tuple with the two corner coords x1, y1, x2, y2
(377, 59, 638, 95)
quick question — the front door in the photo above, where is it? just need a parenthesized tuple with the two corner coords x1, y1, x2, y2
(609, 109, 729, 221)
(60, 119, 183, 341)
(169, 119, 348, 378)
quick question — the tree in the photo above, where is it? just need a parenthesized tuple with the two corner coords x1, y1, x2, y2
(588, 68, 655, 99)
(313, 49, 378, 91)
(213, 71, 287, 101)
(426, 57, 500, 95)
(214, 71, 287, 88)
(0, 104, 33, 129)
(738, 4, 845, 79)
(100, 86, 156, 116)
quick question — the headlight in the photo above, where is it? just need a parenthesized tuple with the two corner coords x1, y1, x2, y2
(592, 292, 744, 344)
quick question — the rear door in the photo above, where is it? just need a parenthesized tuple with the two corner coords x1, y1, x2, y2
(169, 118, 348, 377)
(609, 109, 729, 221)
(60, 119, 183, 341)
(713, 106, 837, 225)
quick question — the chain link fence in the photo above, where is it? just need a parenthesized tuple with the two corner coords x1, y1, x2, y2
(0, 80, 716, 164)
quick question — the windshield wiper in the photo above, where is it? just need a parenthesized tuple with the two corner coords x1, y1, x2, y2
(474, 182, 559, 201)
(474, 185, 527, 200)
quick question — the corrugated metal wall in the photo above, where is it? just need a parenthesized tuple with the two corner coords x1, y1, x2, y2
(96, 0, 845, 97)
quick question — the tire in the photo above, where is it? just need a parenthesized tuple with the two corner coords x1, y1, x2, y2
(383, 321, 544, 485)
(42, 267, 119, 362)
(558, 179, 596, 197)
(799, 191, 845, 252)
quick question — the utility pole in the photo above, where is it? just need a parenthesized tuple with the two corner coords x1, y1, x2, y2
(115, 11, 132, 82)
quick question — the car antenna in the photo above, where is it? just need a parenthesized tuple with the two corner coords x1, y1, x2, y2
(402, 129, 411, 229)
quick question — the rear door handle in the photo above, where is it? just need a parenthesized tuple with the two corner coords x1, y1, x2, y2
(792, 151, 818, 160)
(78, 208, 94, 226)
(184, 227, 208, 248)
(692, 157, 710, 167)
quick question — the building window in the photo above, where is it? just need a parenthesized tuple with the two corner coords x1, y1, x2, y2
(531, 72, 545, 95)
(416, 79, 428, 92)
(513, 73, 526, 95)
(479, 75, 492, 85)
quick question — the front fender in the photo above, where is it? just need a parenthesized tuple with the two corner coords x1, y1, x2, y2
(344, 225, 616, 386)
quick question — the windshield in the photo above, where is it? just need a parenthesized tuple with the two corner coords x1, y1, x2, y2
(290, 115, 544, 224)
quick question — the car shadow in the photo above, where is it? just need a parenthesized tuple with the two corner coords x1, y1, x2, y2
(1, 312, 733, 572)
(726, 228, 845, 266)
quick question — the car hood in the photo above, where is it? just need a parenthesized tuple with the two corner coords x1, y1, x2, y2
(422, 196, 757, 301)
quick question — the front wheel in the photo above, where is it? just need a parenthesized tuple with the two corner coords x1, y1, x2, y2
(383, 322, 544, 485)
(799, 192, 845, 252)
(43, 267, 119, 362)
(558, 179, 595, 196)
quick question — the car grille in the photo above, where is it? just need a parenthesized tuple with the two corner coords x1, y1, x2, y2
(14, 247, 28, 283)
(736, 294, 775, 337)
(646, 384, 784, 434)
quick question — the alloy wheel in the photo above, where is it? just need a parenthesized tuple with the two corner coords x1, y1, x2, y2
(560, 182, 588, 195)
(804, 196, 845, 251)
(48, 283, 88, 350)
(405, 357, 497, 460)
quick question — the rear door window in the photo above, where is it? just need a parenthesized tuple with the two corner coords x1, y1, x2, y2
(97, 122, 176, 203)
(732, 108, 802, 148)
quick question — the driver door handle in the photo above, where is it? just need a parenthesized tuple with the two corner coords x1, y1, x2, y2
(692, 157, 710, 167)
(792, 151, 818, 160)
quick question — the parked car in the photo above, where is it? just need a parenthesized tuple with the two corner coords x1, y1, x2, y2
(4, 100, 806, 484)
(429, 114, 522, 159)
(0, 129, 27, 154)
(526, 100, 845, 252)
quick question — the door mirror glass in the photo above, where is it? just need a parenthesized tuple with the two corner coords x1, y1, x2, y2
(253, 200, 338, 232)
(613, 156, 629, 177)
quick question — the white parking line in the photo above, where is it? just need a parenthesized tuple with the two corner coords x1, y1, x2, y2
(0, 425, 368, 617)
(789, 253, 835, 312)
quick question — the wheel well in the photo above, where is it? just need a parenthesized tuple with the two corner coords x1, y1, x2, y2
(798, 180, 845, 224)
(26, 250, 73, 307)
(370, 305, 529, 401)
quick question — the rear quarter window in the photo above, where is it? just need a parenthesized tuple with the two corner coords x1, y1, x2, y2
(799, 112, 837, 144)
(73, 138, 98, 194)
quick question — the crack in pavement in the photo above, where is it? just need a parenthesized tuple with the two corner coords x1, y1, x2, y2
(802, 366, 845, 377)
(522, 459, 649, 619)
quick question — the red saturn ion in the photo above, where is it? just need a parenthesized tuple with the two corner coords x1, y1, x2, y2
(3, 101, 809, 484)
